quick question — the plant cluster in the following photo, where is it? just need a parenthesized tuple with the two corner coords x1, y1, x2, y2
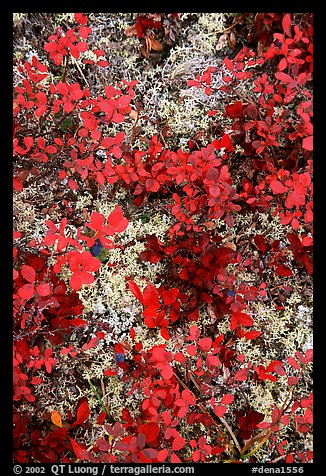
(13, 13, 313, 464)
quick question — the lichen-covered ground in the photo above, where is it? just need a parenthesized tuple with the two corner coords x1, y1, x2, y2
(13, 13, 313, 463)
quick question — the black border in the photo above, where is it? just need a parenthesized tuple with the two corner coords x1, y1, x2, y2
(4, 2, 321, 473)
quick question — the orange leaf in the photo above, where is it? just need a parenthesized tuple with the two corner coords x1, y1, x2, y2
(150, 38, 163, 51)
(51, 410, 62, 428)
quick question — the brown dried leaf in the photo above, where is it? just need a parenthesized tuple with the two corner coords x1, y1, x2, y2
(129, 109, 138, 121)
(120, 339, 131, 351)
(223, 364, 231, 381)
(17, 169, 30, 180)
(203, 221, 216, 229)
(150, 38, 163, 52)
(229, 30, 236, 48)
(225, 242, 237, 251)
(140, 45, 150, 58)
(257, 41, 265, 57)
(125, 24, 137, 37)
(207, 303, 219, 324)
(215, 33, 228, 51)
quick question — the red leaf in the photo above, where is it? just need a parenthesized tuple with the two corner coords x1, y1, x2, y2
(212, 445, 226, 455)
(238, 411, 264, 439)
(107, 206, 128, 234)
(266, 361, 286, 376)
(275, 264, 293, 277)
(104, 369, 119, 376)
(76, 42, 88, 53)
(70, 318, 88, 327)
(139, 250, 163, 263)
(142, 284, 160, 308)
(302, 136, 313, 151)
(96, 437, 110, 451)
(161, 363, 174, 380)
(96, 171, 105, 185)
(160, 327, 170, 341)
(157, 449, 169, 462)
(244, 330, 261, 340)
(56, 82, 70, 95)
(304, 349, 313, 364)
(170, 453, 181, 463)
(288, 376, 299, 386)
(78, 26, 92, 39)
(233, 311, 254, 327)
(186, 325, 201, 341)
(138, 422, 160, 443)
(275, 72, 294, 83)
(186, 345, 197, 356)
(128, 280, 143, 303)
(287, 356, 300, 370)
(198, 337, 212, 352)
(172, 436, 186, 451)
(270, 180, 289, 194)
(23, 136, 34, 150)
(174, 352, 186, 363)
(224, 57, 234, 71)
(18, 283, 35, 300)
(74, 13, 88, 25)
(93, 49, 105, 57)
(254, 235, 267, 254)
(187, 79, 200, 87)
(21, 264, 36, 283)
(182, 389, 196, 405)
(13, 177, 23, 191)
(220, 394, 234, 405)
(209, 185, 220, 197)
(36, 283, 51, 296)
(302, 236, 313, 247)
(214, 405, 227, 417)
(72, 400, 90, 426)
(68, 179, 79, 190)
(285, 189, 305, 209)
(225, 101, 243, 119)
(206, 354, 220, 367)
(160, 287, 179, 305)
(68, 437, 91, 461)
(234, 368, 249, 381)
(192, 449, 201, 462)
(143, 313, 157, 327)
(151, 345, 167, 362)
(145, 178, 160, 192)
(214, 247, 236, 268)
(282, 13, 292, 36)
(278, 57, 288, 71)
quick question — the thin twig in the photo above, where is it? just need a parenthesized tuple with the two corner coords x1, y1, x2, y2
(71, 55, 89, 88)
(218, 416, 242, 453)
(240, 386, 295, 456)
(173, 370, 237, 456)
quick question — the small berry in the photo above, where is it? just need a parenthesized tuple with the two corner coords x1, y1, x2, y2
(116, 353, 125, 363)
(90, 238, 103, 257)
(225, 289, 235, 298)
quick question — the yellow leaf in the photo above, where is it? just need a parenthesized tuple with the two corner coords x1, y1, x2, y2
(51, 410, 62, 428)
